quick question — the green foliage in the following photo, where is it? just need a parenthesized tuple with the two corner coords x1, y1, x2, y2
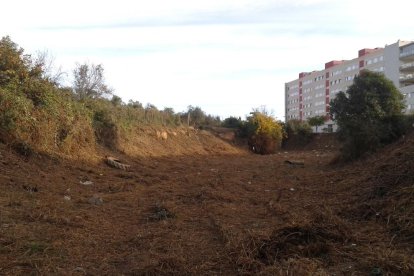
(162, 107, 180, 126)
(285, 119, 313, 137)
(90, 101, 118, 148)
(0, 88, 33, 132)
(128, 100, 143, 109)
(245, 111, 283, 154)
(222, 116, 243, 129)
(181, 105, 221, 128)
(111, 95, 123, 106)
(0, 36, 225, 156)
(330, 70, 406, 160)
(0, 36, 44, 88)
(0, 37, 95, 155)
(0, 36, 30, 86)
(307, 116, 326, 132)
(281, 119, 313, 147)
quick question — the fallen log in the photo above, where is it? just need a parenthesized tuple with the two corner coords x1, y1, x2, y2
(105, 156, 131, 170)
(284, 160, 305, 166)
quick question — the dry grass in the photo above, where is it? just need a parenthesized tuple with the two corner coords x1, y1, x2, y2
(0, 132, 413, 275)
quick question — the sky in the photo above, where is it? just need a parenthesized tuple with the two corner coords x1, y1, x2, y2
(1, 0, 413, 120)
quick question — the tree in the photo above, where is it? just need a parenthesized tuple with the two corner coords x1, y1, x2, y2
(34, 50, 66, 86)
(330, 70, 405, 159)
(307, 115, 326, 132)
(128, 100, 143, 109)
(163, 107, 175, 116)
(72, 63, 112, 100)
(110, 95, 123, 106)
(222, 116, 242, 129)
(162, 107, 181, 126)
(186, 105, 206, 127)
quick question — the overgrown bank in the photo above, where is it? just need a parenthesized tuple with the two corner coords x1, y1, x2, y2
(0, 36, 241, 159)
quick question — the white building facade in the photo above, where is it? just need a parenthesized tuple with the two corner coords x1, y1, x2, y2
(285, 40, 414, 132)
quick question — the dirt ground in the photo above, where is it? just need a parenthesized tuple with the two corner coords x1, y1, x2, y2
(0, 133, 413, 275)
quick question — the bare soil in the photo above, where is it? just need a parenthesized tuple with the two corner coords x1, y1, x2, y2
(0, 132, 413, 275)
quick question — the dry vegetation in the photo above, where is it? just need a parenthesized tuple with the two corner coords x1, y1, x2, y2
(0, 130, 413, 275)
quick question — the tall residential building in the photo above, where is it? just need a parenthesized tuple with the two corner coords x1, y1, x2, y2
(285, 40, 414, 132)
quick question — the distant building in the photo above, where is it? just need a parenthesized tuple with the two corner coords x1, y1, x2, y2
(285, 40, 414, 132)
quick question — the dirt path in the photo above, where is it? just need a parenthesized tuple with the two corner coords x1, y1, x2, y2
(0, 143, 413, 275)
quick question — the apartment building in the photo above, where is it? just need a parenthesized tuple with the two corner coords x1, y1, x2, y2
(285, 40, 414, 132)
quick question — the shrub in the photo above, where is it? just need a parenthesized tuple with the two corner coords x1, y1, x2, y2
(0, 88, 33, 133)
(0, 85, 95, 155)
(285, 119, 312, 136)
(245, 111, 283, 154)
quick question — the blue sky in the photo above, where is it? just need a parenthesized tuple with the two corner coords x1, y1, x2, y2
(1, 0, 413, 119)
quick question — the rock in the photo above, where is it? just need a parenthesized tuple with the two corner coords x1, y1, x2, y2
(88, 195, 103, 205)
(371, 267, 382, 276)
(156, 130, 168, 140)
(64, 195, 71, 201)
(160, 131, 168, 140)
(149, 205, 175, 221)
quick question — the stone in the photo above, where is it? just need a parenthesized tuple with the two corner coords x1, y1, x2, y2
(88, 195, 103, 205)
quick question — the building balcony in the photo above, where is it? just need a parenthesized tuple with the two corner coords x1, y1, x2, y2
(400, 49, 414, 61)
(400, 62, 414, 72)
(400, 74, 414, 85)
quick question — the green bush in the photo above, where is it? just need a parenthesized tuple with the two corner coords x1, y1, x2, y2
(0, 84, 95, 155)
(330, 70, 406, 160)
(284, 119, 313, 143)
(222, 116, 243, 129)
(0, 88, 34, 138)
(93, 107, 118, 149)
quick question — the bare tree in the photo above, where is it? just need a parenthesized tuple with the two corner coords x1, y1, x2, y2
(72, 63, 112, 100)
(34, 50, 66, 86)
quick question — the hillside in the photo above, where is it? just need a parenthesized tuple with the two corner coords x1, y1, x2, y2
(0, 130, 413, 274)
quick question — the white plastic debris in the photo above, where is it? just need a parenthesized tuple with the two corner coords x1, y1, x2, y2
(80, 180, 93, 186)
